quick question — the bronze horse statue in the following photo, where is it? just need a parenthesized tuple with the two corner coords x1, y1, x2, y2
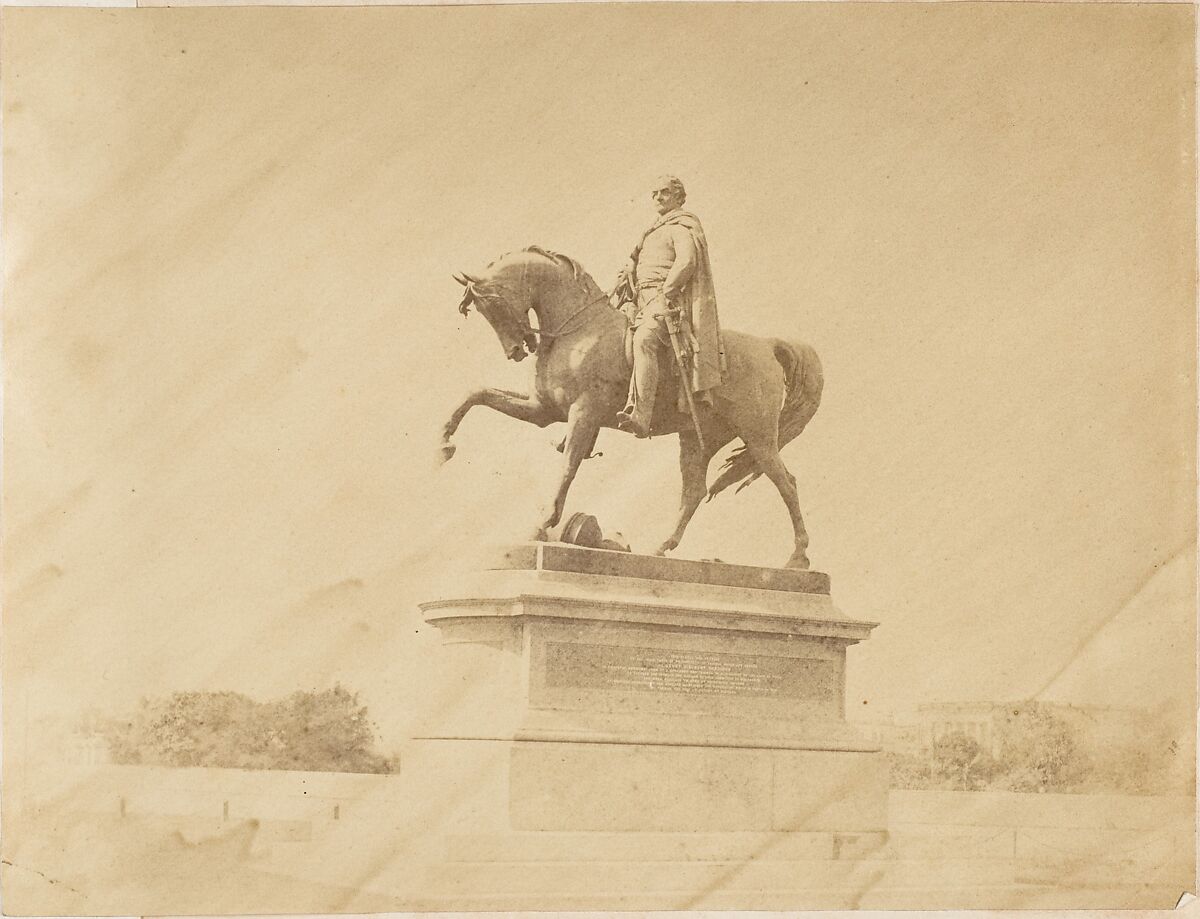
(439, 247, 823, 569)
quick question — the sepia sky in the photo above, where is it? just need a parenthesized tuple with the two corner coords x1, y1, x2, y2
(3, 3, 1195, 743)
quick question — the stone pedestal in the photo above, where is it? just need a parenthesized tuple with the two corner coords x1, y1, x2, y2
(410, 543, 888, 836)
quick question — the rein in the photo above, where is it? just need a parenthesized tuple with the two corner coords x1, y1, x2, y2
(531, 293, 611, 341)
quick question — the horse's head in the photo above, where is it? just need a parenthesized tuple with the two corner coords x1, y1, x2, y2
(454, 271, 538, 362)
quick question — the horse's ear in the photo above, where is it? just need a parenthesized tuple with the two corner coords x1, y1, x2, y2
(453, 272, 469, 286)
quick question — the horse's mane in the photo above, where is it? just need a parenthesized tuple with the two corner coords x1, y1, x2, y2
(521, 246, 589, 283)
(483, 246, 604, 299)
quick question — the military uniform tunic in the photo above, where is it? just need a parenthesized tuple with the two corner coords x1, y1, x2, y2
(632, 219, 699, 307)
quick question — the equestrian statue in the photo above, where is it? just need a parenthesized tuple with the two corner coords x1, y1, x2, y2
(439, 176, 823, 569)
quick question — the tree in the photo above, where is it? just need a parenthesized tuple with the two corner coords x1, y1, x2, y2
(101, 686, 392, 774)
(263, 686, 388, 774)
(887, 749, 935, 790)
(930, 731, 993, 790)
(992, 704, 1084, 792)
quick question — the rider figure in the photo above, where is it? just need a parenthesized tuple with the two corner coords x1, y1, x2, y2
(615, 176, 725, 438)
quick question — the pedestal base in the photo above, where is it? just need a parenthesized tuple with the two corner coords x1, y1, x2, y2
(401, 736, 887, 833)
(414, 543, 887, 837)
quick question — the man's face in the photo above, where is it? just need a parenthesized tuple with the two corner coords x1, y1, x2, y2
(651, 183, 682, 215)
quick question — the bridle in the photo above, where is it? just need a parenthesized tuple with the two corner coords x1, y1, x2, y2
(463, 282, 611, 350)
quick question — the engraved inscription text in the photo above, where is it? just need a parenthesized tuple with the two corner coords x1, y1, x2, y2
(544, 642, 837, 700)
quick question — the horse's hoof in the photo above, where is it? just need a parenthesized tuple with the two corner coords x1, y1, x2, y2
(785, 551, 811, 570)
(437, 443, 456, 465)
(531, 527, 550, 542)
(655, 539, 678, 556)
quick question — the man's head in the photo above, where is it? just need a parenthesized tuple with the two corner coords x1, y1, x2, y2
(651, 176, 686, 215)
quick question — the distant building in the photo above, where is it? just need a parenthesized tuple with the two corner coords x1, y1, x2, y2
(914, 701, 1146, 757)
(67, 731, 111, 766)
(26, 712, 113, 769)
(917, 702, 1006, 755)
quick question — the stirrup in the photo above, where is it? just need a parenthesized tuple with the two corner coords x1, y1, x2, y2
(616, 410, 651, 439)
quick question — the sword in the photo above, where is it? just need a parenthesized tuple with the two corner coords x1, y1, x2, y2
(661, 305, 707, 454)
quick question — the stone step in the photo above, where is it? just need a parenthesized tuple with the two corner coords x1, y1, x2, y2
(854, 884, 1193, 912)
(889, 822, 1193, 868)
(442, 824, 1194, 870)
(1013, 825, 1192, 864)
(441, 830, 888, 863)
(415, 855, 1194, 900)
(419, 856, 1024, 894)
(383, 882, 1188, 912)
(889, 825, 1018, 859)
(890, 790, 1195, 831)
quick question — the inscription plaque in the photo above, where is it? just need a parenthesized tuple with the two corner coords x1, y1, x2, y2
(544, 641, 838, 701)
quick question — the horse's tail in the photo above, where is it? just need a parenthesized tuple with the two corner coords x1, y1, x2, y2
(707, 339, 823, 500)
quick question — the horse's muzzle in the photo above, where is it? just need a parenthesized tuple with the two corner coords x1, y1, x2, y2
(506, 334, 537, 362)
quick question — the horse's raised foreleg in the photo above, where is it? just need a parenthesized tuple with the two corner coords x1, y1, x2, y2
(657, 425, 732, 556)
(743, 439, 811, 569)
(534, 399, 602, 540)
(439, 388, 557, 464)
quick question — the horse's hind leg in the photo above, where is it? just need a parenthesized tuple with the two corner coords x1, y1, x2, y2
(743, 439, 811, 569)
(657, 422, 733, 556)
